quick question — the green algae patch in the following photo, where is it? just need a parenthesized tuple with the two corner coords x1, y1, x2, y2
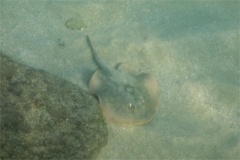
(65, 17, 87, 30)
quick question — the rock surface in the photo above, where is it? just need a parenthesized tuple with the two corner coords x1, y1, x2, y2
(0, 53, 108, 159)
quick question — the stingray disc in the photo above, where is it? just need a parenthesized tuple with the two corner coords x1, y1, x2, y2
(89, 69, 159, 125)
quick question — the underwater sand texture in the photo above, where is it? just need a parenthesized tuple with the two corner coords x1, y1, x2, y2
(1, 1, 239, 159)
(86, 36, 159, 125)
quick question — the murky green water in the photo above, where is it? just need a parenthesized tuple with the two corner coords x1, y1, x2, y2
(1, 0, 239, 159)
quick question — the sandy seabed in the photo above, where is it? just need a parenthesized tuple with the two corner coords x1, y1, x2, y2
(1, 1, 239, 159)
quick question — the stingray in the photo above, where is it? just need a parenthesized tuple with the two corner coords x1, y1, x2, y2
(86, 35, 159, 125)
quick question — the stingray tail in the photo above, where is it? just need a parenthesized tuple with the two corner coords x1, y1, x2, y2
(86, 35, 112, 75)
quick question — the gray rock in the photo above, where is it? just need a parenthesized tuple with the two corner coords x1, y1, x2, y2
(0, 53, 108, 159)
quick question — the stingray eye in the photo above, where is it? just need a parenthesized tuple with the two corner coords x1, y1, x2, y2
(128, 102, 135, 112)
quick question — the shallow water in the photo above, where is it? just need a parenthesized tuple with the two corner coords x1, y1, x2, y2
(1, 0, 239, 159)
